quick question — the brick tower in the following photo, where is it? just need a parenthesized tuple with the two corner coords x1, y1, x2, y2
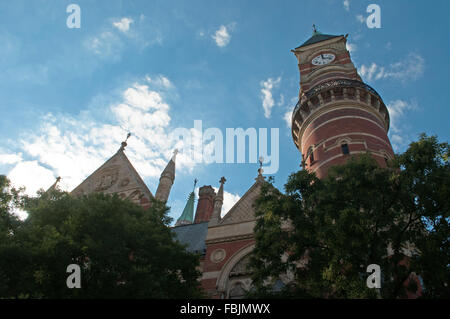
(291, 27, 394, 178)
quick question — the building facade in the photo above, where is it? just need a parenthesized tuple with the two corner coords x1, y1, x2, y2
(65, 29, 407, 298)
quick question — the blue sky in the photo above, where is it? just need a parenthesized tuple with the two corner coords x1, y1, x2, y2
(1, 0, 449, 222)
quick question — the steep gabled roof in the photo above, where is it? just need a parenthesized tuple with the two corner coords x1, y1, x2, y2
(218, 175, 266, 225)
(70, 147, 153, 202)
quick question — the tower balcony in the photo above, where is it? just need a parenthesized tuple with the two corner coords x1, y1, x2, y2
(291, 79, 390, 152)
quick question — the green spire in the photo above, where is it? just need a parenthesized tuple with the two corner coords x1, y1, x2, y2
(175, 179, 197, 226)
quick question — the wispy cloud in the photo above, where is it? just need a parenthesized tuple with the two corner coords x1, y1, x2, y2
(84, 16, 162, 60)
(260, 77, 281, 118)
(84, 31, 123, 60)
(359, 53, 425, 83)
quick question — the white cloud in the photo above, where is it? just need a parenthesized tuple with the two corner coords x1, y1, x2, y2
(113, 17, 134, 33)
(359, 53, 424, 83)
(346, 42, 357, 53)
(283, 110, 292, 128)
(8, 160, 55, 196)
(343, 0, 350, 11)
(5, 75, 210, 197)
(260, 77, 282, 118)
(212, 24, 235, 47)
(0, 152, 22, 165)
(211, 187, 241, 218)
(386, 100, 418, 151)
(386, 100, 417, 133)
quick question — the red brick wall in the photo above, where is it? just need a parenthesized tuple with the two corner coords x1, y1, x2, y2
(301, 107, 394, 179)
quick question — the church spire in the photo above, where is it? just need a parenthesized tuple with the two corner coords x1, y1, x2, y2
(155, 149, 177, 202)
(175, 179, 197, 227)
(209, 177, 226, 226)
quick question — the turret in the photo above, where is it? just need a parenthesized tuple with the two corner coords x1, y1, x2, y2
(209, 177, 226, 226)
(155, 149, 177, 202)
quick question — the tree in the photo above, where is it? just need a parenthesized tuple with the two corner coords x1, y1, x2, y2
(0, 175, 26, 297)
(249, 134, 449, 299)
(0, 184, 204, 298)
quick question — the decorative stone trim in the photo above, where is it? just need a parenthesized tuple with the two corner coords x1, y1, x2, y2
(206, 234, 254, 245)
(210, 249, 226, 263)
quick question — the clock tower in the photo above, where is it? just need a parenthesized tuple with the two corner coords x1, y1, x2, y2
(291, 27, 394, 178)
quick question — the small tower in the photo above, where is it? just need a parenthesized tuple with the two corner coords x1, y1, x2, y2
(175, 179, 197, 226)
(194, 185, 216, 224)
(155, 149, 177, 202)
(209, 177, 226, 226)
(290, 26, 394, 178)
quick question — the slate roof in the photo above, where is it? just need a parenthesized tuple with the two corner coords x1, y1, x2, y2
(172, 222, 208, 255)
(296, 32, 342, 49)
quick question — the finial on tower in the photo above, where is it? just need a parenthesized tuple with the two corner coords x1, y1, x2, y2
(194, 178, 198, 190)
(120, 132, 131, 151)
(219, 176, 226, 185)
(312, 24, 321, 36)
(258, 156, 264, 176)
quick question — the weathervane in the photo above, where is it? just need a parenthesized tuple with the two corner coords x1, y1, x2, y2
(194, 178, 198, 189)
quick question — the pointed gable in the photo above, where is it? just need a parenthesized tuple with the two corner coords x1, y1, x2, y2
(71, 148, 153, 207)
(218, 176, 266, 226)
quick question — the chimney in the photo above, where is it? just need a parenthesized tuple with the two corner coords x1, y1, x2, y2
(194, 185, 216, 223)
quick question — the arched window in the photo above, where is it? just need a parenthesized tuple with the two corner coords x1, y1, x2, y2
(307, 146, 314, 164)
(341, 143, 349, 155)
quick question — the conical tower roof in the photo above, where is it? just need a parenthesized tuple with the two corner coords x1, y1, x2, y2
(176, 191, 196, 226)
(160, 150, 177, 180)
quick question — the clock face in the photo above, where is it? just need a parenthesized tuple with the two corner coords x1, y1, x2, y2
(311, 53, 335, 66)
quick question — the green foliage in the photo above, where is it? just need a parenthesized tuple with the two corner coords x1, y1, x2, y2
(249, 134, 449, 299)
(0, 183, 204, 299)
